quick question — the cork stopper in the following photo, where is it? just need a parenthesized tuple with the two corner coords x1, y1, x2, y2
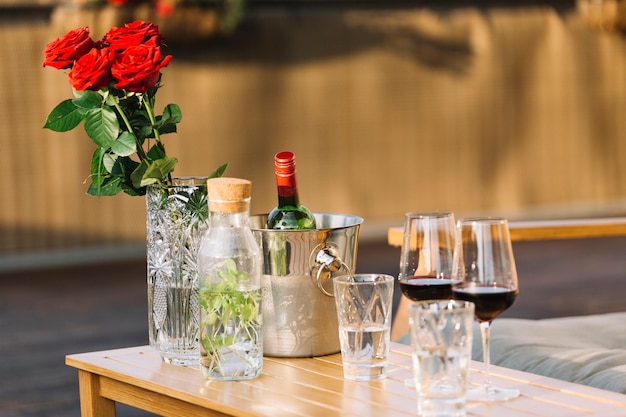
(207, 177, 252, 213)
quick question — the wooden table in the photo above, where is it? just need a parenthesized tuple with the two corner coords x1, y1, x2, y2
(66, 343, 626, 417)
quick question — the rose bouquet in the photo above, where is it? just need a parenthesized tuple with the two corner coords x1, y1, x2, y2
(43, 20, 226, 197)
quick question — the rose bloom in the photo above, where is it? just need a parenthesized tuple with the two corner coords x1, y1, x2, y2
(102, 21, 164, 51)
(68, 48, 114, 91)
(42, 27, 94, 70)
(111, 44, 172, 93)
(154, 0, 176, 17)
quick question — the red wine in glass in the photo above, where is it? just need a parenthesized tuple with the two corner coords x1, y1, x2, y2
(452, 217, 520, 402)
(452, 285, 518, 322)
(399, 276, 461, 301)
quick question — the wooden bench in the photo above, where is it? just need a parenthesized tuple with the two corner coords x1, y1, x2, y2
(387, 217, 626, 247)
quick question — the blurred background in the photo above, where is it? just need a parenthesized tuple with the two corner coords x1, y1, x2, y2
(2, 0, 626, 415)
(2, 0, 626, 268)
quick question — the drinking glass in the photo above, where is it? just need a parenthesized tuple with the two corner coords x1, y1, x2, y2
(334, 274, 394, 381)
(398, 211, 458, 386)
(399, 212, 459, 301)
(409, 300, 475, 417)
(452, 217, 520, 402)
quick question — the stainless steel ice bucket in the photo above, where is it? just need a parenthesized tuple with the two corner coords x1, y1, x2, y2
(250, 212, 364, 357)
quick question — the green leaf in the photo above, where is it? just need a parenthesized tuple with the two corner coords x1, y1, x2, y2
(103, 152, 118, 173)
(111, 131, 137, 157)
(130, 156, 178, 188)
(129, 112, 152, 142)
(143, 157, 178, 184)
(146, 143, 167, 160)
(157, 122, 177, 136)
(89, 148, 125, 196)
(72, 91, 104, 110)
(162, 104, 182, 124)
(88, 150, 142, 196)
(43, 100, 84, 132)
(90, 148, 108, 188)
(242, 302, 257, 322)
(153, 104, 181, 136)
(115, 155, 140, 176)
(209, 163, 229, 179)
(129, 160, 148, 188)
(84, 107, 119, 148)
(121, 184, 143, 197)
(114, 156, 143, 196)
(86, 175, 123, 196)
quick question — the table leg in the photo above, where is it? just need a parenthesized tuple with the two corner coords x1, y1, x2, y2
(77, 369, 116, 417)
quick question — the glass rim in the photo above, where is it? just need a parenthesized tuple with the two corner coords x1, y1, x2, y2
(458, 216, 508, 224)
(333, 273, 395, 285)
(404, 211, 454, 219)
(147, 176, 209, 190)
(408, 299, 475, 311)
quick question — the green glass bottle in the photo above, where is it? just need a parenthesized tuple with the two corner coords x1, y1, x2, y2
(266, 151, 316, 230)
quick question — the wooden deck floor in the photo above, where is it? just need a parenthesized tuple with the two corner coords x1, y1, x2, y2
(1, 237, 625, 417)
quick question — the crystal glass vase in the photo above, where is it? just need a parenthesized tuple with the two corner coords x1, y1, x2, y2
(146, 177, 208, 365)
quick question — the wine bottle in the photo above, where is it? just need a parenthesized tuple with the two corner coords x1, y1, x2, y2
(266, 151, 316, 230)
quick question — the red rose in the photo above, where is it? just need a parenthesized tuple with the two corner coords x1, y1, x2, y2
(68, 48, 114, 91)
(102, 21, 164, 51)
(111, 44, 172, 93)
(154, 0, 176, 17)
(42, 27, 94, 70)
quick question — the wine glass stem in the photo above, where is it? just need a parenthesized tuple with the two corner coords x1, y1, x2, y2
(479, 321, 493, 391)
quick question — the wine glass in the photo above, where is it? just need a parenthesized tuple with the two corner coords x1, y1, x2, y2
(398, 212, 459, 387)
(452, 217, 520, 402)
(399, 212, 458, 301)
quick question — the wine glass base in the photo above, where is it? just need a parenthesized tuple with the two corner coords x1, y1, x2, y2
(467, 385, 519, 402)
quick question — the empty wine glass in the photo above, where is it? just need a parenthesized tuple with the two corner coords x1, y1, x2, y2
(398, 211, 458, 387)
(452, 217, 520, 402)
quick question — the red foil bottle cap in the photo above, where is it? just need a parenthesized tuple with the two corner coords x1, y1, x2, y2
(274, 151, 297, 197)
(274, 151, 296, 176)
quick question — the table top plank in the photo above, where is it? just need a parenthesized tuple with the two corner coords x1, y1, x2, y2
(66, 344, 626, 417)
(261, 359, 408, 406)
(246, 359, 415, 417)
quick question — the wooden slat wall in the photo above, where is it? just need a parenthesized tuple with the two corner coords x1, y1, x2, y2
(2, 4, 626, 253)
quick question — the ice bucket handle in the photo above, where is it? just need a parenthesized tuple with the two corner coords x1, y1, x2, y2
(313, 247, 351, 297)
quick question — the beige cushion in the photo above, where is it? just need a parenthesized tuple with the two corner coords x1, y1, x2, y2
(473, 312, 626, 394)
